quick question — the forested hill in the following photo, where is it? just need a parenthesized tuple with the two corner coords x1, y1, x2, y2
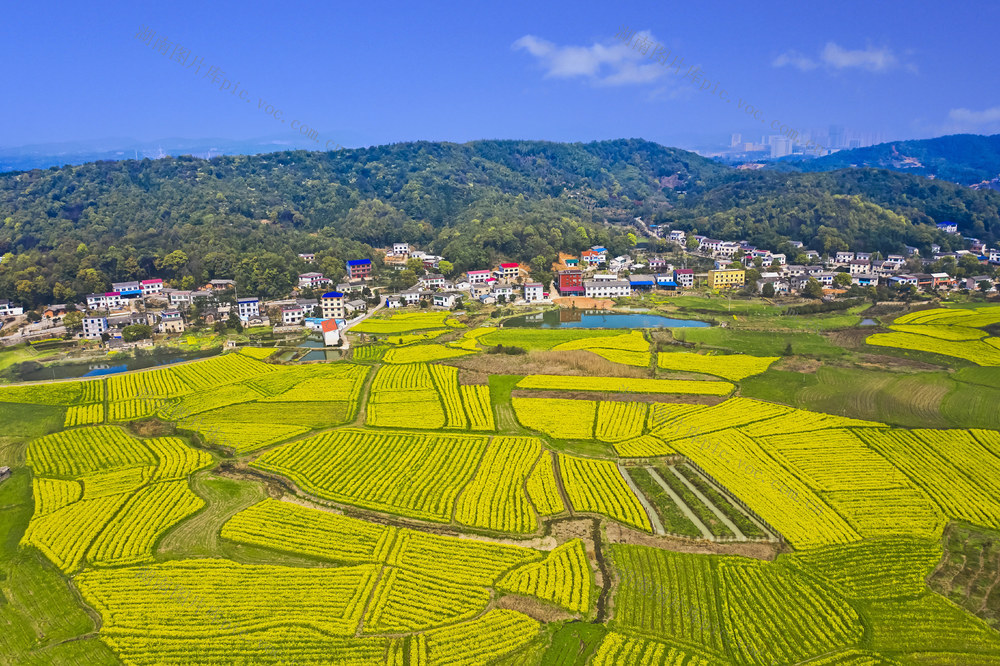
(771, 134, 1000, 186)
(2, 138, 1000, 306)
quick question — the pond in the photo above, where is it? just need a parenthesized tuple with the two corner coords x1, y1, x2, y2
(859, 318, 879, 326)
(19, 348, 221, 382)
(300, 349, 345, 362)
(502, 309, 710, 329)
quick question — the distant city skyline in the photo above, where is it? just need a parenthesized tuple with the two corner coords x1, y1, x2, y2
(2, 1, 997, 154)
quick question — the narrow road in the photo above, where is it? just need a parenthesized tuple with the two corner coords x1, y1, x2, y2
(646, 466, 714, 540)
(618, 464, 665, 535)
(668, 465, 747, 541)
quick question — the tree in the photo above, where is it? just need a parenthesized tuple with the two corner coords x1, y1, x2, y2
(62, 311, 83, 331)
(803, 277, 824, 299)
(979, 280, 993, 294)
(686, 236, 700, 252)
(626, 232, 638, 246)
(438, 260, 455, 277)
(833, 272, 853, 288)
(497, 294, 507, 305)
(121, 324, 152, 342)
(761, 282, 775, 298)
(419, 299, 429, 309)
(26, 311, 41, 323)
(227, 313, 244, 333)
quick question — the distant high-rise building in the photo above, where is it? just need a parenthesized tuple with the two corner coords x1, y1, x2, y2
(730, 133, 742, 148)
(829, 125, 846, 149)
(769, 136, 792, 158)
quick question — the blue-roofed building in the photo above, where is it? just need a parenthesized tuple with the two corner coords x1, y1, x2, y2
(655, 274, 678, 290)
(629, 274, 655, 291)
(321, 291, 345, 318)
(112, 281, 142, 298)
(347, 258, 372, 279)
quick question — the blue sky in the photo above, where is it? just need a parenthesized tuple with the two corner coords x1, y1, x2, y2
(2, 0, 997, 151)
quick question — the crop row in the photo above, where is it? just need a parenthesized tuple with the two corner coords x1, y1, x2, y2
(352, 311, 450, 334)
(559, 455, 652, 532)
(77, 559, 380, 637)
(497, 539, 591, 613)
(28, 426, 157, 477)
(513, 397, 596, 440)
(867, 331, 1000, 366)
(525, 452, 565, 516)
(365, 566, 489, 633)
(65, 402, 105, 427)
(517, 374, 734, 395)
(460, 384, 495, 430)
(88, 480, 204, 566)
(253, 429, 489, 522)
(429, 364, 468, 428)
(595, 401, 647, 443)
(383, 344, 474, 364)
(454, 436, 540, 533)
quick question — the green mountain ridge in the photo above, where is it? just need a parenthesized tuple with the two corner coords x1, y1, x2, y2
(2, 138, 1000, 306)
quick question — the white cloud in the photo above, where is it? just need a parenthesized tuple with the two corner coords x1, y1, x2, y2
(771, 50, 817, 71)
(512, 31, 670, 86)
(945, 106, 1000, 133)
(774, 42, 909, 73)
(820, 42, 897, 72)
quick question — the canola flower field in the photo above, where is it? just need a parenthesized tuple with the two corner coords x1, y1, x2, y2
(4, 305, 1000, 665)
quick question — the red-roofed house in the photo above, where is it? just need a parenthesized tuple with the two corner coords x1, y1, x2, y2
(495, 263, 520, 281)
(467, 269, 492, 284)
(321, 318, 340, 346)
(580, 250, 604, 266)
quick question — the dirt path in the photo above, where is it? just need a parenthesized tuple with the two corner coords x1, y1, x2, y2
(618, 463, 664, 535)
(668, 465, 747, 541)
(646, 466, 714, 541)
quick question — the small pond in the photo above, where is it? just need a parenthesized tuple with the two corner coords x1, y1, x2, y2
(502, 309, 710, 329)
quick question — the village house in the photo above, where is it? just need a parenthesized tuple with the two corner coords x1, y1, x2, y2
(282, 306, 305, 325)
(82, 316, 108, 339)
(523, 282, 544, 302)
(382, 253, 408, 270)
(668, 230, 685, 244)
(557, 269, 585, 296)
(584, 279, 631, 299)
(494, 263, 520, 282)
(770, 253, 787, 266)
(298, 272, 332, 289)
(937, 221, 959, 234)
(0, 300, 24, 316)
(835, 251, 855, 264)
(205, 279, 235, 291)
(848, 259, 871, 275)
(580, 249, 604, 266)
(140, 279, 163, 296)
(491, 284, 515, 300)
(707, 269, 746, 290)
(673, 269, 694, 288)
(855, 252, 873, 262)
(86, 292, 124, 310)
(112, 281, 143, 298)
(392, 242, 410, 256)
(467, 269, 492, 284)
(159, 310, 185, 333)
(890, 274, 919, 287)
(320, 291, 345, 319)
(629, 274, 655, 291)
(298, 253, 315, 263)
(419, 273, 446, 289)
(345, 299, 367, 315)
(433, 292, 460, 309)
(656, 274, 677, 290)
(346, 259, 373, 280)
(237, 297, 260, 321)
(385, 296, 403, 309)
(648, 257, 667, 272)
(852, 274, 878, 286)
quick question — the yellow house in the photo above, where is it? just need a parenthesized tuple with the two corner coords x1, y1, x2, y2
(708, 268, 745, 289)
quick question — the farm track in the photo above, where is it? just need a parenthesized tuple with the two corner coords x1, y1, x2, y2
(646, 467, 714, 540)
(668, 466, 747, 541)
(618, 463, 664, 536)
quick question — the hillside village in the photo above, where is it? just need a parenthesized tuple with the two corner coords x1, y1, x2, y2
(2, 219, 999, 349)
